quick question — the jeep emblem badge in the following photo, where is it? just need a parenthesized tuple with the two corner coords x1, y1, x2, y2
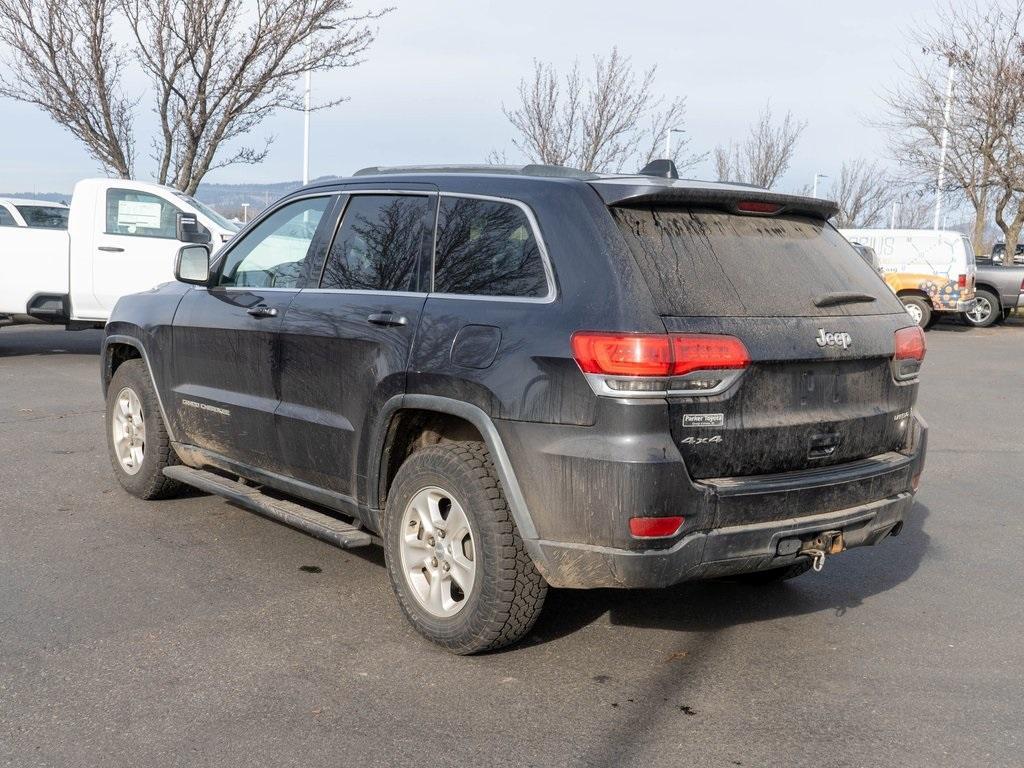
(815, 329, 852, 349)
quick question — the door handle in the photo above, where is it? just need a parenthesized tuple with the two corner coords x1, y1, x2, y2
(367, 311, 408, 327)
(246, 304, 278, 318)
(97, 246, 125, 252)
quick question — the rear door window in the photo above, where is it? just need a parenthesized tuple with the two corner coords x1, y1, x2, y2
(612, 207, 903, 317)
(16, 205, 69, 229)
(433, 196, 549, 298)
(0, 205, 16, 227)
(320, 194, 432, 291)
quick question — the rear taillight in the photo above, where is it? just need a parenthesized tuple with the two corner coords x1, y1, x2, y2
(629, 516, 684, 539)
(571, 332, 750, 396)
(893, 326, 926, 381)
(958, 273, 967, 289)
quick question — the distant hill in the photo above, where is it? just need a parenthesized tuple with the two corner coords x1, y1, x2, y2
(0, 176, 341, 219)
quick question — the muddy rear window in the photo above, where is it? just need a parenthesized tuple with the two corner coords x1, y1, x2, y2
(612, 207, 903, 317)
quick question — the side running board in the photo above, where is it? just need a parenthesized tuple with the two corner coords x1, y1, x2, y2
(163, 466, 374, 549)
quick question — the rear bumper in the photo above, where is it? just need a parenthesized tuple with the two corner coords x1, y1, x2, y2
(955, 297, 977, 312)
(533, 492, 913, 588)
(526, 413, 927, 589)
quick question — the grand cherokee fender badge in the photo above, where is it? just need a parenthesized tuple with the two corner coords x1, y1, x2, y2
(815, 329, 853, 349)
(182, 398, 231, 417)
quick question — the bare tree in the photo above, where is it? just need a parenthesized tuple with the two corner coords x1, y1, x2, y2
(714, 104, 806, 189)
(0, 0, 391, 193)
(501, 48, 705, 173)
(0, 0, 135, 177)
(883, 0, 1024, 255)
(831, 158, 896, 227)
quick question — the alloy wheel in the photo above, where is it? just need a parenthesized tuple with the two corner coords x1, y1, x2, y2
(111, 387, 146, 475)
(399, 486, 477, 617)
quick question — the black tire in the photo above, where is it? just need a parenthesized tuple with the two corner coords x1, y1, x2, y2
(105, 359, 182, 500)
(963, 288, 1001, 328)
(732, 560, 813, 584)
(382, 441, 547, 654)
(901, 295, 932, 329)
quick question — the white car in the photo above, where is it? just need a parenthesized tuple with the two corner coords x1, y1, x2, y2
(0, 198, 69, 229)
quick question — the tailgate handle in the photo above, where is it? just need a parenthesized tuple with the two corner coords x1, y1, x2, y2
(808, 433, 842, 459)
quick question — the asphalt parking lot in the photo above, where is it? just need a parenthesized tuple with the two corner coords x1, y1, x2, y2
(1, 320, 1022, 768)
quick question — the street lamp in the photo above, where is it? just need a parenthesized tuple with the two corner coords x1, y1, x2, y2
(934, 62, 955, 231)
(241, 203, 250, 224)
(665, 128, 686, 160)
(812, 173, 828, 198)
(303, 69, 311, 185)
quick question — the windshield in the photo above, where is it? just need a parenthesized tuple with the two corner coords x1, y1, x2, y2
(15, 204, 69, 229)
(612, 207, 905, 317)
(174, 193, 239, 233)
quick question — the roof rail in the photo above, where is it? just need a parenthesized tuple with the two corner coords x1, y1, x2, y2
(352, 164, 600, 180)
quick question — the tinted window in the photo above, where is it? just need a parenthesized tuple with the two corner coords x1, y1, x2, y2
(433, 197, 548, 298)
(105, 189, 180, 238)
(0, 206, 15, 227)
(612, 208, 904, 317)
(321, 195, 431, 291)
(16, 205, 69, 229)
(219, 196, 330, 288)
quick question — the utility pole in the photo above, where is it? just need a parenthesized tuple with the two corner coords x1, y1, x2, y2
(934, 63, 955, 230)
(241, 203, 250, 223)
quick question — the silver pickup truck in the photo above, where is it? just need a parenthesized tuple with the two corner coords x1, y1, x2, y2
(966, 256, 1024, 327)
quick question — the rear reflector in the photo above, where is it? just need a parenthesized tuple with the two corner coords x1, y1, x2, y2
(958, 273, 967, 289)
(736, 200, 783, 214)
(572, 332, 749, 377)
(894, 326, 926, 361)
(629, 516, 684, 538)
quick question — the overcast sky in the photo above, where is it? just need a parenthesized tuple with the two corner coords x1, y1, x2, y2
(0, 0, 941, 196)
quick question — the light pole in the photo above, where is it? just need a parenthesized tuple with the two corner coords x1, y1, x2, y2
(812, 173, 828, 198)
(665, 128, 686, 160)
(302, 26, 334, 186)
(303, 69, 311, 185)
(934, 62, 955, 231)
(241, 203, 250, 223)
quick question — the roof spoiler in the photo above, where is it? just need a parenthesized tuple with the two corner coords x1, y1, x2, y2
(591, 182, 839, 220)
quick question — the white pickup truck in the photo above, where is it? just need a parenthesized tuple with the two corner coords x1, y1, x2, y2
(0, 178, 237, 329)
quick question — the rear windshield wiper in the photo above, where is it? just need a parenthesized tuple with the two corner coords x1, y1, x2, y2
(813, 291, 878, 308)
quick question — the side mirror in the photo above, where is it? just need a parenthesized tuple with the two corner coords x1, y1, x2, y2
(176, 211, 211, 244)
(174, 244, 211, 285)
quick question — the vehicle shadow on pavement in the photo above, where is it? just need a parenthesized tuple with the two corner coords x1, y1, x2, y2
(0, 328, 103, 357)
(928, 320, 973, 334)
(526, 502, 932, 646)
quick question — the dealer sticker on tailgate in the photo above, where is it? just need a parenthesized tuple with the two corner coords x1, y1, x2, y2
(682, 413, 725, 428)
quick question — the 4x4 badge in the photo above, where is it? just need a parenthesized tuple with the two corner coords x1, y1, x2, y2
(815, 329, 853, 349)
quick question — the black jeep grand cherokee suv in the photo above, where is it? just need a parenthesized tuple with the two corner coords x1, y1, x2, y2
(102, 164, 928, 654)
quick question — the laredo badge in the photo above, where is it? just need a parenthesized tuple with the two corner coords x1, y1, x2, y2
(682, 413, 725, 428)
